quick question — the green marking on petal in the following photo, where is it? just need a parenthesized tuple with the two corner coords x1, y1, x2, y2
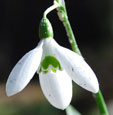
(40, 56, 62, 73)
(39, 68, 42, 73)
(43, 70, 48, 74)
(51, 68, 57, 73)
(42, 56, 62, 70)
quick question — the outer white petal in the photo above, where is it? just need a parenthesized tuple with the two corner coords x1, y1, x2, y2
(6, 40, 43, 96)
(39, 70, 72, 110)
(45, 38, 99, 93)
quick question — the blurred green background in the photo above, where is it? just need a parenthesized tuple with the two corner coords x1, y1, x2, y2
(0, 0, 113, 114)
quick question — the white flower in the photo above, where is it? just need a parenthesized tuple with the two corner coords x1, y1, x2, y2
(6, 17, 99, 110)
(6, 37, 99, 110)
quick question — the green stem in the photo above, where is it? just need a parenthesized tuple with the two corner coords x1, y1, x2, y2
(93, 90, 109, 115)
(57, 2, 109, 115)
(63, 15, 82, 55)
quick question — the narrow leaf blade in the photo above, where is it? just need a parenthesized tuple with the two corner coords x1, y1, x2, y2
(66, 105, 81, 115)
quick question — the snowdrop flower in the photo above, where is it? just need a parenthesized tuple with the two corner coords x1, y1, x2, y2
(6, 17, 99, 110)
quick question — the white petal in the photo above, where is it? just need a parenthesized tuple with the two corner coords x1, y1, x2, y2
(39, 70, 72, 110)
(6, 40, 43, 96)
(48, 38, 99, 93)
(42, 38, 55, 57)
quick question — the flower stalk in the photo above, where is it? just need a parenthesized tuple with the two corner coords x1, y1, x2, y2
(61, 15, 82, 55)
(43, 1, 59, 18)
(55, 0, 109, 114)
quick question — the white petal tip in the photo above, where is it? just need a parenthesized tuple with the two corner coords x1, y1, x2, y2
(49, 99, 70, 110)
(6, 91, 14, 97)
(49, 97, 71, 110)
(6, 88, 17, 97)
(48, 95, 71, 110)
(86, 80, 99, 93)
(6, 83, 22, 97)
(6, 92, 13, 97)
(55, 104, 68, 110)
(91, 84, 99, 94)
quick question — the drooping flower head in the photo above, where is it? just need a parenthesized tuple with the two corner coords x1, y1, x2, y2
(6, 16, 99, 110)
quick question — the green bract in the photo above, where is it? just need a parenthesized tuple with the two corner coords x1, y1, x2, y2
(40, 56, 62, 73)
(56, 0, 66, 13)
(39, 18, 53, 39)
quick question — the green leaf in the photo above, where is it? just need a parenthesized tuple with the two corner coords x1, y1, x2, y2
(66, 105, 81, 115)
